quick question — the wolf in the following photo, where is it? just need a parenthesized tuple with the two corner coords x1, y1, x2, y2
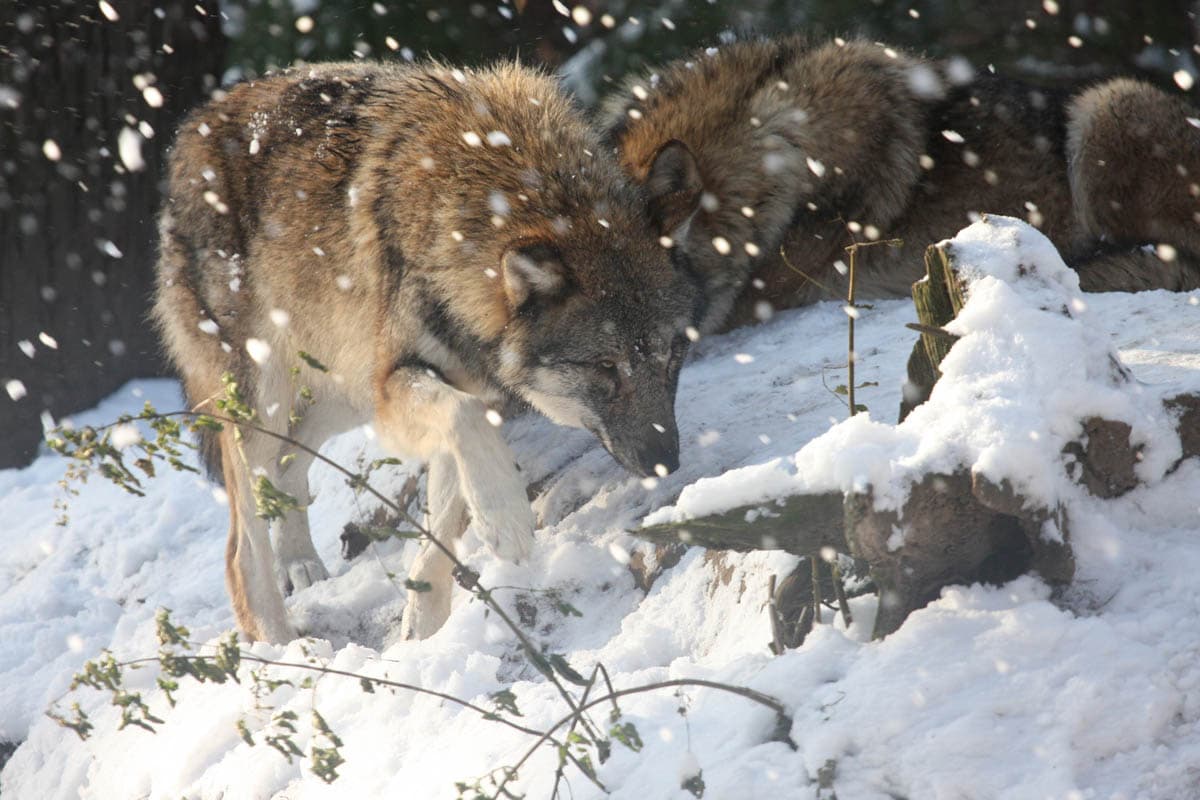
(603, 36, 1200, 333)
(154, 61, 699, 643)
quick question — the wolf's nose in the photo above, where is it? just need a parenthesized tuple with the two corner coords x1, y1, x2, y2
(637, 441, 679, 477)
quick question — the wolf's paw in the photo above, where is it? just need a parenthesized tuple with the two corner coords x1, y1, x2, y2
(281, 556, 331, 595)
(250, 610, 299, 645)
(472, 492, 536, 563)
(398, 583, 453, 640)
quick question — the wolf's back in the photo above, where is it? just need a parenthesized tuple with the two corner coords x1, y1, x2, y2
(152, 65, 396, 481)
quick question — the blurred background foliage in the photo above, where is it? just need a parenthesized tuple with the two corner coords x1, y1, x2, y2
(219, 0, 1200, 104)
(1, 0, 1198, 470)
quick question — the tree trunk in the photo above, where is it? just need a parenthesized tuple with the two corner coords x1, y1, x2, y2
(0, 0, 224, 469)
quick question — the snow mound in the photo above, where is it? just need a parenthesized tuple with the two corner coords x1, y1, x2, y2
(648, 215, 1186, 524)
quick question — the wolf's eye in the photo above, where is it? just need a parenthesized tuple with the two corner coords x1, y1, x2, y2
(598, 359, 616, 371)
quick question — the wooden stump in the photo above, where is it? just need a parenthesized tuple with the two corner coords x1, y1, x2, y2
(899, 244, 964, 421)
(844, 471, 1073, 638)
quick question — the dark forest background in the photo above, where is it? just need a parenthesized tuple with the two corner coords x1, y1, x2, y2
(2, 0, 1198, 469)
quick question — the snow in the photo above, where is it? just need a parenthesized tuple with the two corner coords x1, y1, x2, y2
(3, 218, 1200, 799)
(117, 127, 145, 173)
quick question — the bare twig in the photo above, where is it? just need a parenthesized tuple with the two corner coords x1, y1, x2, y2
(767, 574, 784, 656)
(842, 237, 903, 417)
(904, 322, 959, 340)
(779, 244, 837, 296)
(550, 665, 607, 798)
(63, 651, 548, 738)
(810, 557, 822, 626)
(493, 678, 794, 797)
(829, 559, 853, 629)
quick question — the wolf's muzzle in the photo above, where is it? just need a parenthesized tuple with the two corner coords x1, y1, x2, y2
(632, 430, 680, 477)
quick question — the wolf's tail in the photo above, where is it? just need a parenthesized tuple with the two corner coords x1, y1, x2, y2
(190, 392, 225, 485)
(152, 208, 231, 487)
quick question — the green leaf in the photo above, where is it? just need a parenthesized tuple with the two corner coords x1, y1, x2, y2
(252, 476, 302, 521)
(311, 710, 345, 783)
(367, 457, 403, 471)
(361, 524, 421, 541)
(298, 351, 329, 372)
(156, 676, 180, 707)
(214, 632, 241, 681)
(548, 654, 589, 686)
(155, 608, 190, 646)
(312, 710, 342, 744)
(47, 702, 93, 740)
(527, 649, 555, 681)
(191, 415, 224, 432)
(574, 753, 597, 780)
(489, 689, 522, 717)
(552, 598, 583, 618)
(610, 720, 644, 752)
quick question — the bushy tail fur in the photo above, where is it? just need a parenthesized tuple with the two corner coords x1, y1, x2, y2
(151, 208, 232, 485)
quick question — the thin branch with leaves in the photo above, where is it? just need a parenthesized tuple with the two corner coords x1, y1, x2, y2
(45, 367, 795, 798)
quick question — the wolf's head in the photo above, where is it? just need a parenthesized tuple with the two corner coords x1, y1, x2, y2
(495, 231, 702, 478)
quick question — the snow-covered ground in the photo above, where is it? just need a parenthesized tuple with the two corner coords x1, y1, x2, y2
(3, 219, 1200, 799)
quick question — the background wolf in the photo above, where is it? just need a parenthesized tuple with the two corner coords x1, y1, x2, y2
(604, 36, 1200, 333)
(154, 62, 699, 643)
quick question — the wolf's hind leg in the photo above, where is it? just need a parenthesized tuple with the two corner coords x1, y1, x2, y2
(267, 400, 359, 594)
(399, 453, 469, 640)
(1067, 78, 1200, 290)
(374, 364, 535, 564)
(221, 426, 297, 643)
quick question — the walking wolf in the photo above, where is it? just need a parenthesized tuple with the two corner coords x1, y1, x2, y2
(155, 62, 700, 642)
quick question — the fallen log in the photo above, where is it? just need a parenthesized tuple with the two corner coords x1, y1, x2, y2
(635, 491, 846, 555)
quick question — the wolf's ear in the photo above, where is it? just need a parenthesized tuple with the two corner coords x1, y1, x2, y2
(645, 140, 702, 236)
(501, 241, 566, 310)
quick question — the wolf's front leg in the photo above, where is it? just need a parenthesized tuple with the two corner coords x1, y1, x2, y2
(399, 453, 468, 640)
(374, 363, 535, 563)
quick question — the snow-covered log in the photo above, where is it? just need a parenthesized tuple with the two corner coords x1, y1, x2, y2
(637, 216, 1200, 639)
(636, 490, 846, 555)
